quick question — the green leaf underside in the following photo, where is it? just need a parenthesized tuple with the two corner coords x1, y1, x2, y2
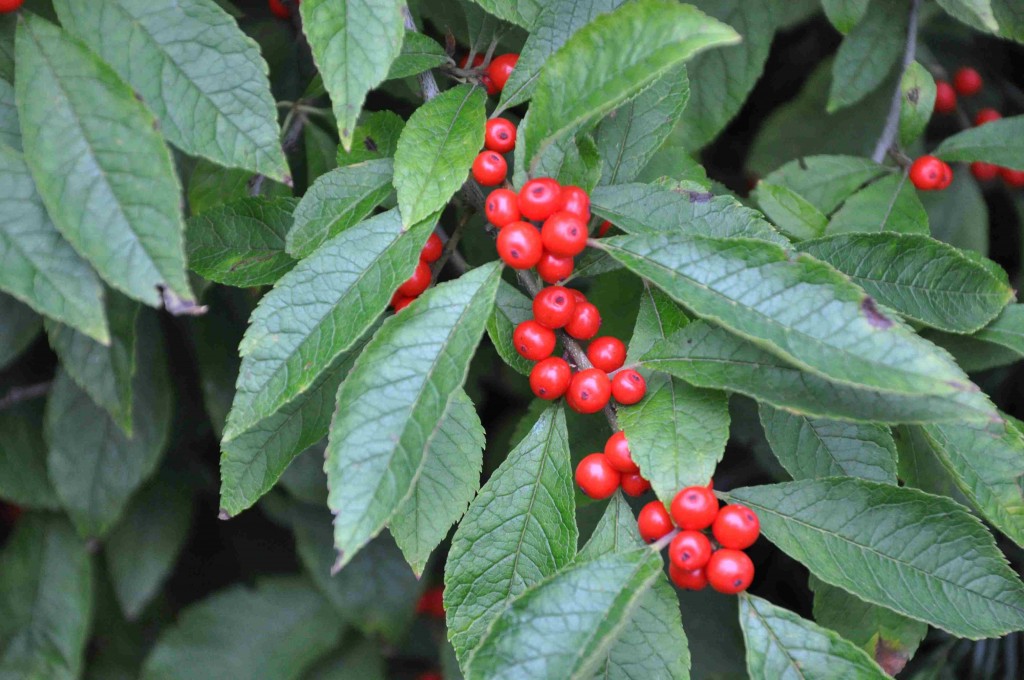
(975, 304, 1024, 356)
(823, 0, 869, 33)
(933, 115, 1024, 170)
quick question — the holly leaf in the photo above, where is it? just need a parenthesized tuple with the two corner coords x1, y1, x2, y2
(974, 304, 1024, 356)
(933, 115, 1024, 170)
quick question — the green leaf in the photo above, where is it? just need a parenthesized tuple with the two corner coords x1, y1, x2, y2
(304, 640, 386, 680)
(45, 314, 172, 539)
(0, 145, 107, 344)
(387, 30, 448, 80)
(578, 492, 645, 561)
(336, 110, 404, 166)
(304, 122, 339, 184)
(0, 77, 19, 150)
(826, 174, 929, 235)
(0, 293, 40, 370)
(974, 304, 1024, 356)
(286, 158, 394, 259)
(634, 145, 710, 185)
(390, 389, 485, 574)
(140, 576, 343, 680)
(921, 168, 989, 254)
(45, 290, 139, 433)
(0, 514, 93, 680)
(394, 84, 485, 228)
(758, 404, 898, 483)
(822, 0, 870, 33)
(933, 115, 1024, 170)
(921, 326, 1023, 373)
(524, 0, 739, 166)
(445, 405, 578, 664)
(487, 279, 535, 376)
(752, 182, 828, 241)
(301, 0, 405, 151)
(626, 282, 691, 362)
(222, 208, 434, 441)
(465, 548, 664, 680)
(15, 15, 194, 307)
(994, 0, 1024, 42)
(52, 0, 289, 181)
(899, 61, 936, 148)
(327, 263, 501, 569)
(0, 402, 59, 509)
(894, 425, 972, 502)
(827, 0, 907, 113)
(186, 197, 297, 287)
(800, 233, 1013, 333)
(465, 0, 545, 28)
(936, 0, 1000, 32)
(726, 478, 1024, 639)
(187, 157, 289, 215)
(739, 594, 888, 679)
(641, 321, 996, 423)
(761, 155, 885, 215)
(519, 128, 603, 191)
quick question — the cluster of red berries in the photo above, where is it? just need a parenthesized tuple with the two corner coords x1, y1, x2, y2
(268, 0, 298, 20)
(638, 484, 760, 595)
(389, 233, 443, 312)
(576, 431, 651, 499)
(458, 53, 519, 96)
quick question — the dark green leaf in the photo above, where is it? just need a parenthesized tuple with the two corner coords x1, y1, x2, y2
(921, 168, 988, 254)
(752, 182, 828, 241)
(935, 0, 999, 33)
(0, 402, 59, 509)
(187, 157, 289, 215)
(626, 282, 690, 362)
(826, 174, 929, 235)
(761, 155, 885, 214)
(336, 111, 404, 166)
(827, 0, 906, 113)
(0, 293, 40, 370)
(974, 304, 1024, 356)
(387, 30, 448, 80)
(899, 62, 936, 148)
(0, 77, 18, 150)
(894, 425, 971, 502)
(487, 280, 535, 376)
(822, 0, 870, 33)
(994, 0, 1024, 42)
(304, 122, 339, 184)
(933, 115, 1024, 170)
(518, 126, 602, 191)
(303, 639, 385, 680)
(465, 0, 545, 28)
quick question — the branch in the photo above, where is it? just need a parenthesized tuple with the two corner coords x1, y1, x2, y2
(871, 0, 922, 163)
(0, 381, 51, 410)
(402, 7, 441, 101)
(249, 107, 305, 197)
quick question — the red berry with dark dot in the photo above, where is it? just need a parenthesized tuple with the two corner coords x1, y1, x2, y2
(974, 108, 1001, 126)
(706, 549, 754, 595)
(566, 368, 611, 414)
(637, 501, 674, 543)
(565, 302, 601, 340)
(530, 357, 572, 400)
(604, 431, 638, 474)
(472, 151, 507, 186)
(669, 530, 713, 571)
(611, 369, 646, 405)
(487, 54, 519, 91)
(671, 485, 719, 531)
(587, 336, 626, 372)
(485, 188, 521, 227)
(909, 156, 948, 191)
(669, 563, 708, 591)
(559, 185, 591, 222)
(519, 178, 563, 221)
(620, 473, 650, 497)
(712, 504, 761, 550)
(953, 67, 983, 96)
(496, 221, 543, 269)
(513, 320, 556, 361)
(533, 286, 576, 329)
(541, 212, 589, 257)
(575, 453, 621, 500)
(537, 252, 574, 283)
(421, 233, 443, 263)
(933, 81, 957, 114)
(484, 118, 517, 153)
(397, 261, 431, 297)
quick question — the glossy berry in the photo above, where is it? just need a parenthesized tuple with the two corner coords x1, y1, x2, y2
(487, 53, 519, 91)
(513, 320, 556, 361)
(933, 81, 957, 114)
(485, 188, 521, 227)
(1001, 167, 1024, 188)
(669, 530, 713, 571)
(604, 431, 638, 474)
(559, 185, 591, 222)
(637, 501, 674, 543)
(566, 368, 612, 414)
(971, 161, 1000, 182)
(391, 293, 415, 312)
(953, 67, 983, 96)
(481, 74, 499, 96)
(937, 161, 954, 190)
(268, 0, 290, 19)
(669, 563, 708, 591)
(671, 486, 719, 531)
(620, 474, 651, 497)
(530, 357, 572, 400)
(587, 337, 626, 372)
(575, 453, 621, 499)
(611, 369, 647, 405)
(537, 252, 574, 283)
(570, 289, 587, 304)
(484, 118, 517, 153)
(416, 586, 445, 618)
(597, 220, 613, 237)
(975, 108, 1002, 126)
(472, 151, 507, 186)
(496, 221, 543, 269)
(421, 233, 443, 263)
(533, 286, 576, 329)
(706, 549, 754, 595)
(541, 211, 589, 257)
(713, 504, 760, 550)
(519, 178, 563, 221)
(909, 155, 947, 191)
(565, 302, 601, 340)
(397, 261, 431, 297)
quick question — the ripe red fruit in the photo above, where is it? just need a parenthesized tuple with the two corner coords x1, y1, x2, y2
(559, 185, 591, 222)
(669, 563, 708, 591)
(953, 67, 983, 96)
(416, 586, 445, 617)
(637, 501, 674, 542)
(575, 453, 621, 500)
(669, 530, 713, 571)
(485, 188, 520, 228)
(533, 286, 576, 329)
(398, 261, 431, 297)
(587, 337, 626, 372)
(519, 178, 563, 221)
(937, 161, 954, 190)
(421, 233, 443, 263)
(620, 474, 651, 497)
(496, 221, 543, 269)
(472, 151, 507, 186)
(391, 293, 415, 312)
(933, 81, 957, 114)
(974, 108, 1002, 126)
(0, 0, 24, 13)
(713, 504, 761, 550)
(530, 357, 572, 400)
(417, 673, 443, 680)
(513, 320, 556, 361)
(971, 162, 1000, 182)
(671, 486, 719, 531)
(536, 252, 574, 283)
(484, 118, 517, 153)
(570, 289, 586, 304)
(706, 549, 755, 595)
(541, 211, 589, 257)
(611, 369, 646, 405)
(604, 431, 639, 474)
(565, 302, 601, 340)
(487, 53, 519, 91)
(566, 368, 612, 414)
(909, 155, 946, 191)
(1001, 167, 1024, 188)
(268, 0, 290, 19)
(597, 220, 613, 237)
(458, 54, 485, 69)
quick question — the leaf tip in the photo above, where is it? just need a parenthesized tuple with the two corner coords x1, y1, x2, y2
(218, 508, 232, 521)
(330, 551, 346, 575)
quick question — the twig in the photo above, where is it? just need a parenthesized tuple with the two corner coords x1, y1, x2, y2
(402, 7, 441, 101)
(249, 107, 305, 197)
(650, 528, 680, 553)
(871, 0, 922, 163)
(431, 219, 468, 285)
(0, 381, 51, 410)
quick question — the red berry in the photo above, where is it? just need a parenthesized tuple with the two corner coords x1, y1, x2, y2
(604, 431, 638, 474)
(565, 302, 601, 340)
(417, 673, 443, 680)
(391, 293, 415, 312)
(481, 74, 499, 96)
(268, 0, 290, 19)
(669, 530, 713, 571)
(712, 504, 761, 550)
(936, 161, 954, 190)
(513, 320, 556, 361)
(597, 220, 613, 237)
(537, 251, 574, 283)
(971, 161, 1000, 182)
(670, 486, 719, 531)
(458, 54, 485, 69)
(566, 368, 612, 414)
(569, 289, 586, 305)
(485, 188, 521, 228)
(472, 151, 507, 186)
(1001, 167, 1024, 188)
(974, 108, 1001, 126)
(705, 549, 754, 595)
(587, 337, 626, 372)
(530, 357, 572, 400)
(533, 286, 576, 329)
(487, 54, 519, 91)
(559, 185, 591, 222)
(620, 474, 650, 497)
(421, 233, 443, 263)
(484, 118, 517, 153)
(637, 501, 674, 543)
(611, 369, 646, 405)
(933, 81, 957, 114)
(909, 155, 945, 191)
(496, 221, 543, 269)
(575, 453, 621, 499)
(669, 563, 708, 591)
(416, 586, 445, 617)
(397, 261, 431, 297)
(541, 211, 589, 257)
(519, 178, 563, 221)
(953, 67, 983, 96)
